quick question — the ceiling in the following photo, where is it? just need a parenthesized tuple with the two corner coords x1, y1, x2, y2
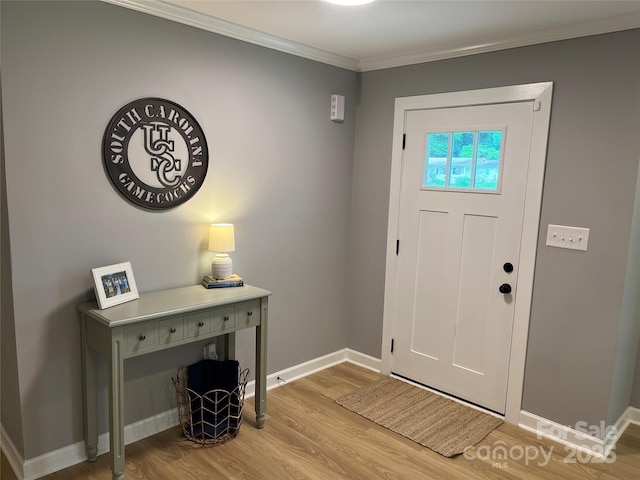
(107, 0, 640, 71)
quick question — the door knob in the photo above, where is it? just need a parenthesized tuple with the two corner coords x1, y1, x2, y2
(503, 262, 514, 273)
(499, 283, 512, 294)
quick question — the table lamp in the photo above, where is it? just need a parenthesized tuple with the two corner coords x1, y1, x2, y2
(208, 223, 235, 279)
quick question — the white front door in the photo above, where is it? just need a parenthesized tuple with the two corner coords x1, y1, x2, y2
(391, 101, 535, 414)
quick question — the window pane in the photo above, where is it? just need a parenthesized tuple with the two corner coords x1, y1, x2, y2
(423, 129, 502, 193)
(449, 132, 474, 188)
(424, 133, 448, 187)
(474, 130, 502, 190)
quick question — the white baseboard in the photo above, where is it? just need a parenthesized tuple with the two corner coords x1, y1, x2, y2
(344, 348, 383, 372)
(605, 406, 640, 447)
(7, 348, 381, 479)
(22, 442, 86, 480)
(247, 348, 353, 396)
(1, 423, 25, 479)
(243, 348, 381, 397)
(519, 407, 640, 460)
(95, 408, 181, 456)
(519, 410, 608, 459)
(16, 408, 181, 480)
(624, 405, 640, 424)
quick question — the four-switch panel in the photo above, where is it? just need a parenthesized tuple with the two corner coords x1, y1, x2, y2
(545, 224, 590, 251)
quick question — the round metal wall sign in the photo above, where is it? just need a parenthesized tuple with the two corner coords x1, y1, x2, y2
(102, 98, 208, 210)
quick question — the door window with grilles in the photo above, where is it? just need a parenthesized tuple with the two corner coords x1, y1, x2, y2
(423, 130, 504, 192)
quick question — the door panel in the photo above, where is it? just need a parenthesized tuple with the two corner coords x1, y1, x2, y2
(392, 101, 534, 413)
(412, 210, 448, 360)
(453, 213, 497, 374)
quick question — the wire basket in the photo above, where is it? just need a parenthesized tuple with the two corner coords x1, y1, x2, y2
(173, 365, 250, 446)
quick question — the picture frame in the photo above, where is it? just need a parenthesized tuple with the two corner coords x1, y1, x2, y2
(91, 261, 139, 309)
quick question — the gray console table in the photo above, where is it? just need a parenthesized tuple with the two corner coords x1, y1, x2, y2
(79, 284, 271, 480)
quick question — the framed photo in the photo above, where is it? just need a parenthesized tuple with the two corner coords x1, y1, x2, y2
(91, 261, 139, 309)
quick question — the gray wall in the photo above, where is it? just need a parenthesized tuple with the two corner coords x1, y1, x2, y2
(615, 161, 640, 416)
(1, 66, 26, 458)
(1, 0, 357, 459)
(632, 337, 640, 408)
(349, 30, 640, 431)
(2, 0, 640, 465)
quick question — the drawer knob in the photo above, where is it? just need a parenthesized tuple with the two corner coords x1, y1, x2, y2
(247, 311, 253, 316)
(139, 334, 146, 341)
(198, 321, 204, 327)
(223, 316, 230, 321)
(170, 327, 177, 334)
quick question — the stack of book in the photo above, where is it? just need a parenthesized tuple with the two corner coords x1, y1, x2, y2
(202, 274, 244, 289)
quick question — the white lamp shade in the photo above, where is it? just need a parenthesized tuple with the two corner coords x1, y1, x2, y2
(208, 224, 235, 253)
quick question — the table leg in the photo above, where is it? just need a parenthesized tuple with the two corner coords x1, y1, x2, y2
(224, 331, 236, 360)
(255, 297, 268, 428)
(108, 338, 126, 480)
(80, 315, 98, 461)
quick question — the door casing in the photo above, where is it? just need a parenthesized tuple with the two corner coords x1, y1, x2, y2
(381, 82, 553, 423)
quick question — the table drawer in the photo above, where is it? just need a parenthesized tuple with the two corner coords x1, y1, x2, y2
(124, 321, 157, 354)
(213, 306, 235, 332)
(236, 300, 260, 328)
(158, 316, 184, 345)
(185, 311, 212, 338)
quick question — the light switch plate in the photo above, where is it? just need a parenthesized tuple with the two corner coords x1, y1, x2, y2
(546, 224, 590, 251)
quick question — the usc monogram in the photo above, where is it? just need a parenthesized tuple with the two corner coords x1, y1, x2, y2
(102, 98, 208, 210)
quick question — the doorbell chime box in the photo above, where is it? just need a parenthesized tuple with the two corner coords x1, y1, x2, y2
(331, 94, 345, 122)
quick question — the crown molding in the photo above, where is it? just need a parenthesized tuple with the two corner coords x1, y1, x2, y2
(101, 0, 360, 71)
(358, 13, 640, 71)
(103, 0, 639, 73)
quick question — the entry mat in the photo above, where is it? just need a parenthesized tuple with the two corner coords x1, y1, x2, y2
(336, 376, 503, 457)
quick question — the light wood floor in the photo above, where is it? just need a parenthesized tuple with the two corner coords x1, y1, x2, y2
(2, 362, 639, 479)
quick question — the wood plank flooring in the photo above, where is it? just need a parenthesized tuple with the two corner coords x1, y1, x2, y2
(2, 362, 639, 479)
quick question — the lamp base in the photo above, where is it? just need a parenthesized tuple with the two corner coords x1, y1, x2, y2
(211, 254, 232, 280)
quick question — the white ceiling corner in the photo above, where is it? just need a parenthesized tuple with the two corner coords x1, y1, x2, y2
(103, 0, 640, 72)
(101, 0, 360, 70)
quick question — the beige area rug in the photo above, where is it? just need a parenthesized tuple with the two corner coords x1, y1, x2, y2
(335, 376, 503, 457)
